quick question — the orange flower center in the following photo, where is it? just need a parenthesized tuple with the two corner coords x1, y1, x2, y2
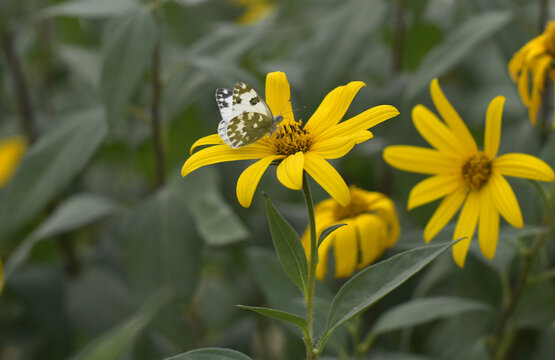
(333, 187, 369, 220)
(271, 121, 312, 156)
(462, 153, 491, 191)
(544, 21, 555, 55)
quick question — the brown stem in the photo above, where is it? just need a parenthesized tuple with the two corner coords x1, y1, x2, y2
(150, 28, 165, 188)
(391, 0, 406, 75)
(2, 27, 37, 143)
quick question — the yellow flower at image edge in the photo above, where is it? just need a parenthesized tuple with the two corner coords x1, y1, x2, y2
(383, 79, 555, 267)
(182, 71, 399, 208)
(0, 135, 26, 188)
(509, 20, 555, 128)
(302, 187, 400, 280)
(233, 0, 273, 24)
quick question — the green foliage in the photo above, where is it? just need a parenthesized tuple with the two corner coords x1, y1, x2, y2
(166, 348, 253, 360)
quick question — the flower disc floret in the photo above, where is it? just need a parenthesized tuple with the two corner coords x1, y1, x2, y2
(272, 121, 312, 155)
(462, 153, 491, 191)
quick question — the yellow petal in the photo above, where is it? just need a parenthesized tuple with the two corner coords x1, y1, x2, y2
(352, 131, 374, 143)
(317, 105, 399, 142)
(265, 71, 294, 125)
(489, 171, 523, 228)
(517, 65, 530, 106)
(509, 46, 527, 81)
(383, 146, 462, 175)
(452, 190, 480, 268)
(529, 55, 551, 125)
(494, 153, 555, 182)
(316, 230, 334, 281)
(303, 153, 350, 206)
(408, 174, 463, 210)
(236, 155, 284, 208)
(181, 143, 273, 177)
(276, 151, 304, 190)
(0, 135, 26, 188)
(356, 214, 387, 268)
(190, 134, 223, 154)
(309, 136, 357, 159)
(333, 221, 358, 278)
(412, 105, 467, 157)
(305, 81, 366, 139)
(423, 186, 467, 242)
(484, 96, 505, 159)
(478, 185, 499, 260)
(430, 79, 478, 154)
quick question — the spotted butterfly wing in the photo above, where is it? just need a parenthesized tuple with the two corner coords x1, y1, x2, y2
(216, 82, 282, 148)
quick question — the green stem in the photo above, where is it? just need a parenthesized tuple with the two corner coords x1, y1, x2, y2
(302, 172, 318, 360)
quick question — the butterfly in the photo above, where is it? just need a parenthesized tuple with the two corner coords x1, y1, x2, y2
(216, 82, 284, 148)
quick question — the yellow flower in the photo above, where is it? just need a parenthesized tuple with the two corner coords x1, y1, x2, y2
(509, 20, 555, 128)
(301, 186, 400, 280)
(182, 71, 399, 208)
(0, 135, 26, 188)
(383, 79, 554, 268)
(233, 0, 273, 25)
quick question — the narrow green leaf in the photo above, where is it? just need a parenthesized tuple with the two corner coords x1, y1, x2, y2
(406, 11, 512, 100)
(372, 297, 493, 335)
(320, 241, 456, 349)
(5, 194, 120, 279)
(41, 0, 139, 18)
(318, 223, 347, 247)
(0, 108, 107, 241)
(71, 288, 172, 360)
(100, 7, 156, 132)
(166, 348, 253, 360)
(237, 305, 308, 335)
(264, 195, 309, 294)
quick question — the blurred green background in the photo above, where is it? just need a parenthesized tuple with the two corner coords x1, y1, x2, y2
(1, 0, 555, 359)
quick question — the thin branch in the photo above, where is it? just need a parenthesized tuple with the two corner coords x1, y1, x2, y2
(391, 0, 406, 75)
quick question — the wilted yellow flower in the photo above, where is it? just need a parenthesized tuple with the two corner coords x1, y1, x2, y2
(509, 20, 555, 128)
(383, 79, 554, 267)
(0, 135, 26, 188)
(182, 71, 399, 208)
(301, 186, 400, 280)
(233, 0, 273, 24)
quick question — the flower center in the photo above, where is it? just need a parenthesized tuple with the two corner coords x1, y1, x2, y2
(271, 121, 312, 156)
(333, 187, 369, 220)
(544, 21, 555, 55)
(462, 153, 492, 191)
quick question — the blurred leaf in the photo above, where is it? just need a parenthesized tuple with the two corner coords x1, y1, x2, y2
(236, 305, 308, 335)
(41, 0, 140, 18)
(318, 223, 346, 247)
(319, 241, 456, 349)
(371, 297, 493, 335)
(121, 181, 202, 301)
(187, 56, 259, 88)
(264, 195, 308, 294)
(101, 7, 156, 132)
(406, 11, 512, 100)
(179, 168, 248, 246)
(5, 194, 120, 279)
(0, 108, 107, 241)
(401, 22, 443, 71)
(166, 348, 253, 360)
(58, 45, 101, 89)
(71, 288, 172, 360)
(373, 353, 434, 360)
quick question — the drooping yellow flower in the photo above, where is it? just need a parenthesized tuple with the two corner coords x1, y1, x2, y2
(182, 71, 399, 208)
(383, 79, 554, 267)
(301, 186, 400, 280)
(0, 135, 26, 188)
(509, 20, 555, 128)
(233, 0, 273, 25)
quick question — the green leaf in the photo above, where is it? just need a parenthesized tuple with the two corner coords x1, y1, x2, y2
(166, 348, 253, 360)
(406, 11, 512, 100)
(58, 45, 101, 89)
(236, 305, 308, 336)
(71, 288, 172, 360)
(5, 194, 120, 279)
(100, 7, 157, 132)
(264, 195, 309, 295)
(0, 108, 107, 241)
(178, 168, 248, 246)
(318, 223, 346, 247)
(319, 241, 456, 350)
(121, 181, 202, 302)
(41, 0, 139, 19)
(372, 297, 493, 335)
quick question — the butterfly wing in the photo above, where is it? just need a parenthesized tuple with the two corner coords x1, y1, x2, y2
(232, 82, 274, 118)
(224, 112, 274, 148)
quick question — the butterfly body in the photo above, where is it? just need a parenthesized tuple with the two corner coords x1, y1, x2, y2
(216, 82, 283, 148)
